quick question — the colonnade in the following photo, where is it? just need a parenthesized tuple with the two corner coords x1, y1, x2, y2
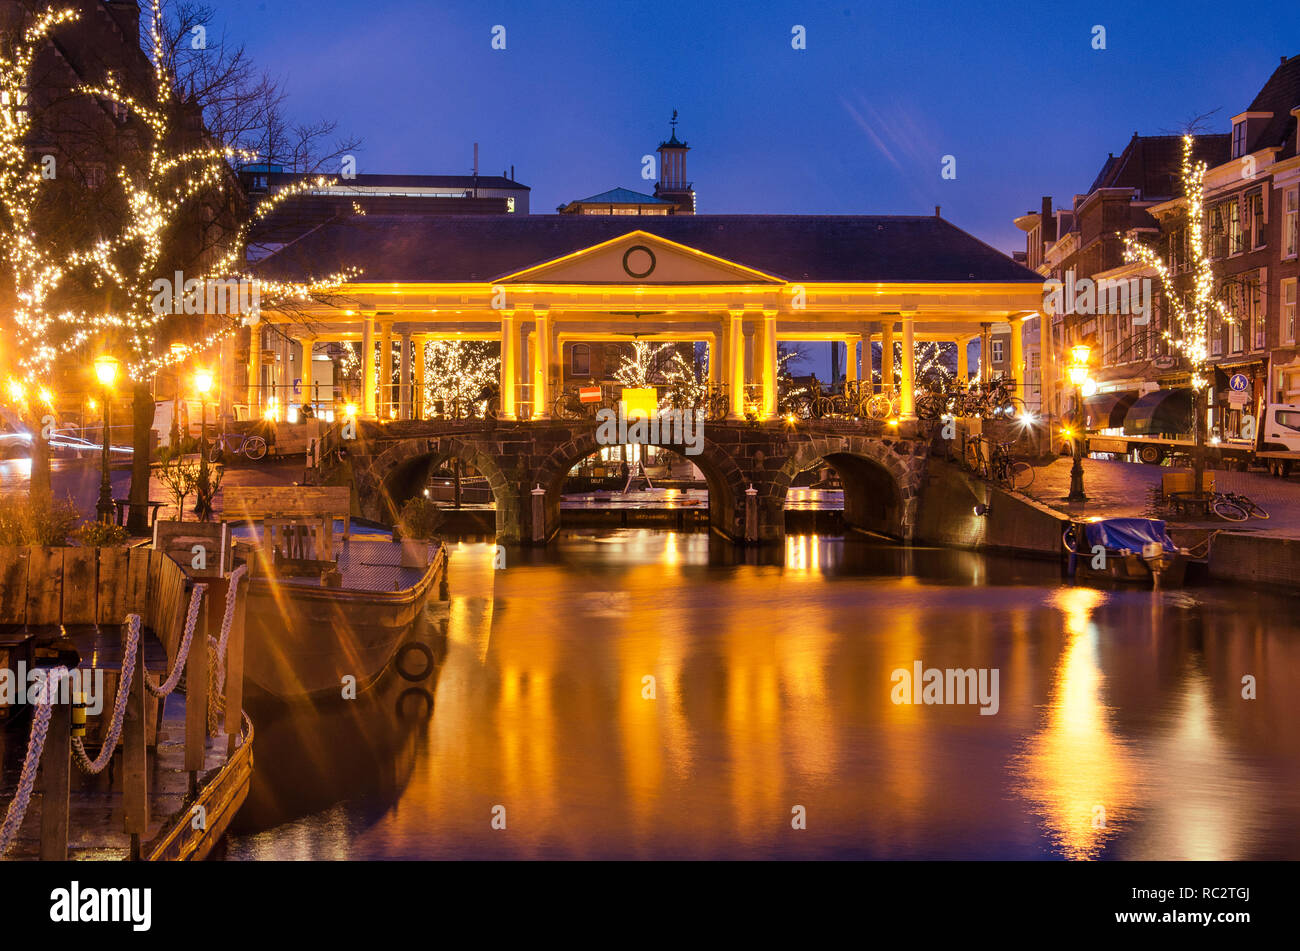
(245, 312, 1046, 422)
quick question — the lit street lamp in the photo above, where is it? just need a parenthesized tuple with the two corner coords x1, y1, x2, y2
(1066, 342, 1093, 503)
(93, 355, 119, 523)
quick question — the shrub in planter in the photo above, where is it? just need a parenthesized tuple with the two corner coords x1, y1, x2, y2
(0, 492, 81, 546)
(73, 520, 129, 548)
(396, 496, 445, 541)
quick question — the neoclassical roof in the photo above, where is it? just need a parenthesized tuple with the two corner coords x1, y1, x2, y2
(255, 213, 1044, 285)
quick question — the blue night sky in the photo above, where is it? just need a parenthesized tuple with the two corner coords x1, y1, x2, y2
(216, 0, 1300, 372)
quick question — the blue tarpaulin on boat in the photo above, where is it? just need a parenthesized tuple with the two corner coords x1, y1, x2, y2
(1083, 518, 1178, 553)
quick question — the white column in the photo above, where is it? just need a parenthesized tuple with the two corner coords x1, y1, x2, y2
(414, 335, 426, 420)
(379, 322, 393, 418)
(845, 335, 859, 382)
(900, 315, 916, 417)
(882, 322, 895, 395)
(1009, 318, 1025, 405)
(762, 313, 778, 419)
(500, 313, 517, 419)
(248, 325, 262, 413)
(300, 335, 314, 410)
(399, 331, 412, 419)
(728, 311, 745, 418)
(533, 310, 551, 419)
(957, 335, 970, 382)
(362, 316, 376, 417)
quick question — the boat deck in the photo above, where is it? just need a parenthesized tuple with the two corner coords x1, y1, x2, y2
(231, 522, 431, 592)
(0, 624, 244, 860)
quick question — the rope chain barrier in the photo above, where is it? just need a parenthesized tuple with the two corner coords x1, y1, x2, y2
(207, 564, 248, 736)
(145, 582, 207, 699)
(71, 614, 141, 776)
(0, 668, 66, 855)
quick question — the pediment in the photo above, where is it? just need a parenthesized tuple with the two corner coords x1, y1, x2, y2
(497, 231, 784, 285)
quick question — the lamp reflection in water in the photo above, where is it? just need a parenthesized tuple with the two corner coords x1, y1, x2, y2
(1012, 587, 1137, 859)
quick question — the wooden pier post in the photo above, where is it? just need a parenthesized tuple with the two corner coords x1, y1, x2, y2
(222, 578, 247, 758)
(38, 692, 70, 861)
(122, 619, 150, 859)
(185, 584, 210, 795)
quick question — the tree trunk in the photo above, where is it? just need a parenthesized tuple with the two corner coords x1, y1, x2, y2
(1193, 387, 1207, 501)
(27, 409, 51, 500)
(126, 381, 154, 535)
(830, 341, 841, 387)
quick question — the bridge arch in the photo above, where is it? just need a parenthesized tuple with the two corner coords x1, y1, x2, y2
(364, 435, 519, 536)
(773, 435, 925, 540)
(529, 428, 748, 542)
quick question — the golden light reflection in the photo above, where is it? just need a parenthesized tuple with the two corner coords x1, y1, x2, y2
(1013, 587, 1137, 859)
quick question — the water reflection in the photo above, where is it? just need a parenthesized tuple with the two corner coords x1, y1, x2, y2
(226, 529, 1300, 860)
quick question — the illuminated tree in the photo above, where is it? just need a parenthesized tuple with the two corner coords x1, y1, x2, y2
(421, 340, 499, 418)
(1122, 134, 1230, 498)
(0, 6, 79, 497)
(61, 0, 353, 529)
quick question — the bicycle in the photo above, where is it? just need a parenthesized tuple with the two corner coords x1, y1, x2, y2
(209, 430, 267, 463)
(1212, 491, 1268, 521)
(963, 435, 1032, 490)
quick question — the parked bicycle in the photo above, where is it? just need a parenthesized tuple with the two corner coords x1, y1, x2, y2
(209, 430, 268, 463)
(1211, 491, 1269, 521)
(963, 434, 1033, 490)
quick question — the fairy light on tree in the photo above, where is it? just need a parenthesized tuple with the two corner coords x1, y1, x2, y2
(0, 6, 80, 497)
(59, 0, 354, 529)
(421, 339, 499, 418)
(1122, 133, 1231, 501)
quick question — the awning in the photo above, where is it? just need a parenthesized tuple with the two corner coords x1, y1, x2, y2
(1083, 390, 1139, 430)
(1123, 388, 1194, 436)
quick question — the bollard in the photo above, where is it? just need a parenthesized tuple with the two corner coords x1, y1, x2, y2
(185, 586, 211, 795)
(744, 484, 759, 543)
(122, 620, 149, 858)
(38, 687, 70, 861)
(530, 484, 546, 544)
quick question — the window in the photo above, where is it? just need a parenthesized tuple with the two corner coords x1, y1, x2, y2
(1275, 410, 1300, 432)
(1286, 188, 1299, 258)
(570, 344, 590, 376)
(1232, 121, 1247, 158)
(1229, 199, 1243, 253)
(1244, 190, 1266, 249)
(991, 340, 1004, 364)
(1284, 279, 1298, 344)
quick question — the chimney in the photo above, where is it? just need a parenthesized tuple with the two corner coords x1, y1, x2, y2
(473, 142, 478, 176)
(934, 205, 941, 217)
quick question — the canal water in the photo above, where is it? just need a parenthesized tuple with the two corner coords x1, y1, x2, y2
(225, 529, 1300, 860)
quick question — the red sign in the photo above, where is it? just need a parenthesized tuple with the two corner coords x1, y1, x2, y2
(579, 386, 602, 403)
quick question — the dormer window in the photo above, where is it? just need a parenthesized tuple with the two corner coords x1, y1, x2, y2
(1232, 121, 1247, 158)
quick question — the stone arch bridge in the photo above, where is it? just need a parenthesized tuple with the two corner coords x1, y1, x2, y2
(335, 418, 939, 545)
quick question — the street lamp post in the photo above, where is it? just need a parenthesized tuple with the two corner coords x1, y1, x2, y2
(93, 355, 119, 523)
(194, 367, 214, 468)
(1065, 343, 1093, 504)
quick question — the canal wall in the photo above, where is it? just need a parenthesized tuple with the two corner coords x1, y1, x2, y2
(913, 460, 1068, 558)
(1200, 532, 1300, 589)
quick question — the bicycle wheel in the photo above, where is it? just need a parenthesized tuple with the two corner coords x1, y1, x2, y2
(1212, 498, 1248, 521)
(915, 393, 943, 420)
(1010, 461, 1034, 490)
(553, 395, 579, 420)
(244, 435, 267, 461)
(814, 397, 835, 419)
(208, 442, 224, 464)
(1245, 499, 1269, 519)
(865, 395, 891, 420)
(1000, 397, 1027, 419)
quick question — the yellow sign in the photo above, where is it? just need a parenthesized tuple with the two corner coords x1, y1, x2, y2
(620, 387, 658, 419)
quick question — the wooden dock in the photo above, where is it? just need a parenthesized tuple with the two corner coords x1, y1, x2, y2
(0, 545, 253, 861)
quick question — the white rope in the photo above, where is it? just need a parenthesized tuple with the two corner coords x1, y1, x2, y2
(207, 565, 248, 735)
(71, 615, 141, 776)
(0, 668, 66, 854)
(145, 583, 207, 698)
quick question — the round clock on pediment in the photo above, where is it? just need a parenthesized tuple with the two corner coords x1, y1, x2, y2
(622, 245, 657, 279)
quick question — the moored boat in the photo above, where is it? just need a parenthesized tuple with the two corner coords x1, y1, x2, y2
(234, 526, 444, 701)
(222, 485, 446, 702)
(1069, 517, 1187, 589)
